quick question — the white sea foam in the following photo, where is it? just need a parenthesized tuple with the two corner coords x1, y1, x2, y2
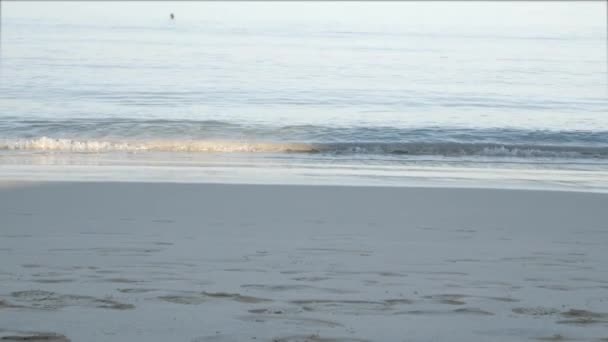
(2, 137, 608, 160)
(0, 137, 315, 153)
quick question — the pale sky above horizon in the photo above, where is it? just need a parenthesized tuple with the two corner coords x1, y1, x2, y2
(3, 1, 606, 36)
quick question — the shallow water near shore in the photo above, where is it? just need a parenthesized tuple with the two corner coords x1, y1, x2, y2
(1, 2, 607, 190)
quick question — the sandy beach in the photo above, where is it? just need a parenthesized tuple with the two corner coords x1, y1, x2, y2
(1, 182, 607, 341)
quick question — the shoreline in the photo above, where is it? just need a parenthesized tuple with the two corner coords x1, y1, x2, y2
(1, 161, 607, 194)
(2, 178, 608, 195)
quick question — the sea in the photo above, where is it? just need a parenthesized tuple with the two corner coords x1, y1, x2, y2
(1, 2, 607, 191)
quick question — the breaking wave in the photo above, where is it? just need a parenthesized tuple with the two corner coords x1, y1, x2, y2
(0, 137, 315, 153)
(2, 137, 608, 159)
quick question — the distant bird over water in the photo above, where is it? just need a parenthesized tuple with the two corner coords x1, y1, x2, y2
(170, 13, 175, 20)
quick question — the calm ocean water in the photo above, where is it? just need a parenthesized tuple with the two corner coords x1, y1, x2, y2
(1, 2, 607, 189)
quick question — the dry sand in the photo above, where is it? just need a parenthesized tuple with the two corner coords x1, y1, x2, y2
(0, 182, 607, 341)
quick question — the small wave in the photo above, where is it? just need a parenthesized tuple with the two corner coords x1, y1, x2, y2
(2, 137, 608, 160)
(317, 142, 608, 159)
(0, 137, 316, 153)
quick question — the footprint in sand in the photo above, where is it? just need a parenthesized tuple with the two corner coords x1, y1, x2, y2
(512, 307, 608, 326)
(241, 284, 354, 294)
(0, 299, 22, 309)
(512, 307, 561, 316)
(423, 294, 466, 305)
(158, 291, 270, 305)
(556, 309, 608, 325)
(9, 290, 134, 311)
(0, 332, 70, 342)
(103, 278, 143, 284)
(287, 298, 413, 315)
(239, 314, 343, 328)
(30, 279, 75, 284)
(395, 307, 494, 316)
(534, 334, 576, 341)
(423, 293, 518, 305)
(291, 276, 330, 282)
(117, 288, 157, 294)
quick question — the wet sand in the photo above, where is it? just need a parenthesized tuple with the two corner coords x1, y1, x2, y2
(1, 182, 607, 341)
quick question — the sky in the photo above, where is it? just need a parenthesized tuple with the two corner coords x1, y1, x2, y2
(2, 1, 606, 36)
